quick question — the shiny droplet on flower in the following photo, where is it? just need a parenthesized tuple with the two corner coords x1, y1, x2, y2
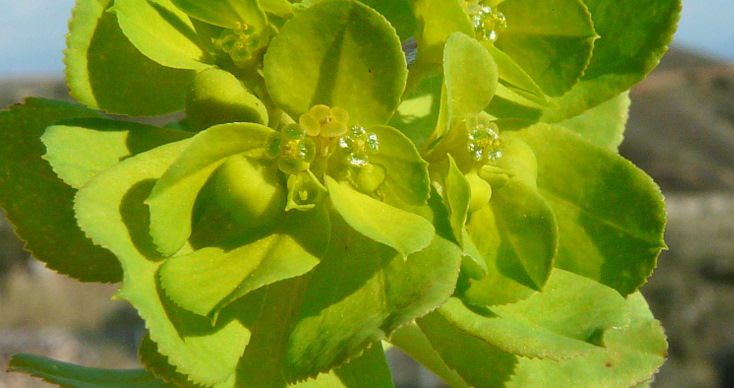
(470, 5, 507, 42)
(266, 124, 316, 175)
(278, 156, 305, 175)
(347, 152, 369, 167)
(468, 143, 486, 162)
(298, 137, 316, 162)
(466, 115, 501, 163)
(283, 123, 305, 140)
(265, 132, 282, 158)
(350, 124, 367, 138)
(366, 133, 379, 152)
(337, 125, 380, 167)
(339, 135, 354, 151)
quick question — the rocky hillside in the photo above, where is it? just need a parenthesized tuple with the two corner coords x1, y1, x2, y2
(622, 48, 734, 388)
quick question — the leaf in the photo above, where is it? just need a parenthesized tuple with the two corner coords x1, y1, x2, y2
(42, 117, 192, 189)
(0, 98, 121, 283)
(517, 124, 666, 295)
(417, 308, 520, 388)
(542, 0, 681, 121)
(484, 42, 551, 108)
(115, 0, 213, 70)
(448, 269, 630, 358)
(506, 293, 667, 387)
(171, 0, 267, 30)
(139, 328, 396, 388)
(460, 133, 557, 304)
(432, 154, 488, 280)
(75, 139, 264, 386)
(368, 125, 431, 208)
(556, 90, 630, 151)
(388, 323, 470, 388)
(485, 88, 544, 122)
(237, 213, 461, 383)
(326, 177, 434, 257)
(461, 205, 537, 306)
(158, 205, 329, 320)
(415, 270, 628, 387)
(408, 288, 662, 387)
(411, 280, 664, 388)
(291, 343, 395, 387)
(264, 0, 407, 126)
(445, 33, 499, 120)
(490, 179, 557, 290)
(8, 354, 172, 388)
(146, 123, 275, 256)
(186, 67, 270, 131)
(436, 32, 498, 139)
(388, 72, 443, 151)
(138, 334, 207, 388)
(495, 0, 597, 96)
(460, 229, 489, 280)
(441, 155, 470, 248)
(411, 0, 473, 67)
(65, 0, 194, 115)
(358, 0, 417, 42)
(260, 0, 294, 19)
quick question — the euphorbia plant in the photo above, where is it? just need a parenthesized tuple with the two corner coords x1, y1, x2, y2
(0, 0, 679, 386)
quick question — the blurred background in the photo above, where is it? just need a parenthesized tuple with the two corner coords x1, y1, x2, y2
(0, 1, 733, 387)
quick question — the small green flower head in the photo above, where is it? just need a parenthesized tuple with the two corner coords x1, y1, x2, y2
(466, 114, 502, 163)
(338, 125, 380, 167)
(216, 22, 266, 68)
(464, 1, 507, 42)
(299, 104, 350, 138)
(266, 123, 316, 175)
(286, 170, 327, 211)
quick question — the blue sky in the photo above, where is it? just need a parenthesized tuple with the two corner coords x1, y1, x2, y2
(0, 0, 76, 75)
(0, 0, 731, 76)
